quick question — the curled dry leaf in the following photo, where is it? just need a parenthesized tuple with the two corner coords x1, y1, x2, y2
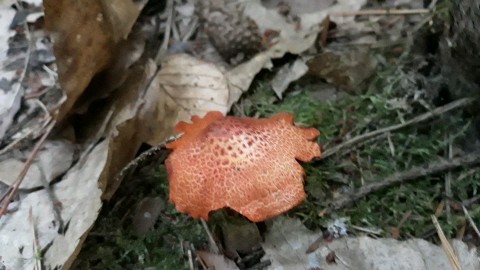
(165, 111, 321, 222)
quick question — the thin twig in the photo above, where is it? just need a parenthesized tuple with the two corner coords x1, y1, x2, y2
(333, 133, 389, 159)
(38, 164, 64, 233)
(114, 143, 170, 184)
(327, 153, 480, 210)
(187, 249, 194, 270)
(463, 194, 480, 207)
(330, 8, 431, 17)
(155, 0, 174, 63)
(0, 128, 36, 155)
(431, 215, 462, 270)
(321, 98, 474, 159)
(182, 16, 198, 42)
(0, 120, 56, 217)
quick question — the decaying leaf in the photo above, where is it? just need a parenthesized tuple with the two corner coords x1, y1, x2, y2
(262, 217, 480, 270)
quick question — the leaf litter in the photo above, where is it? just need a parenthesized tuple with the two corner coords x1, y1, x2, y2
(0, 0, 479, 269)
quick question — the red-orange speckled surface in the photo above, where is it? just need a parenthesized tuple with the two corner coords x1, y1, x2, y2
(165, 111, 321, 222)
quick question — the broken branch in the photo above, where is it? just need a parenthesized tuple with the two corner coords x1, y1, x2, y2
(321, 98, 474, 159)
(328, 153, 480, 210)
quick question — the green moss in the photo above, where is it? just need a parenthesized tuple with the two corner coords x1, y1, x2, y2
(239, 60, 477, 239)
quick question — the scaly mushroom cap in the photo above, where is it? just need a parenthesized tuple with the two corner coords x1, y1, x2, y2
(165, 111, 321, 222)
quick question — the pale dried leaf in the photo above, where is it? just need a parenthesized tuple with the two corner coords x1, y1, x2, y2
(0, 3, 22, 141)
(271, 58, 309, 99)
(197, 250, 240, 270)
(222, 0, 366, 106)
(226, 52, 274, 107)
(0, 140, 107, 270)
(262, 0, 334, 14)
(245, 0, 366, 55)
(0, 140, 75, 189)
(0, 57, 159, 269)
(143, 54, 230, 145)
(262, 217, 480, 270)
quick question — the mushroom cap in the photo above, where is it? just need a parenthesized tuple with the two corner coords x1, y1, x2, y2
(165, 111, 321, 222)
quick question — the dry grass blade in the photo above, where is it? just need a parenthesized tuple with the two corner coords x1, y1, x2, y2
(461, 205, 480, 240)
(321, 98, 474, 159)
(431, 215, 462, 270)
(155, 0, 174, 63)
(445, 138, 453, 221)
(29, 208, 42, 270)
(331, 8, 431, 17)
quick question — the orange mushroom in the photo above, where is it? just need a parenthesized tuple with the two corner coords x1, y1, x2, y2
(165, 111, 321, 222)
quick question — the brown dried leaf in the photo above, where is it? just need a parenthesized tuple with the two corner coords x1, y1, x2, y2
(98, 60, 158, 199)
(99, 0, 141, 42)
(307, 48, 377, 93)
(44, 0, 141, 122)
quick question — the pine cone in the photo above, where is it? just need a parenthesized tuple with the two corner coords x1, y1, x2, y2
(197, 0, 264, 64)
